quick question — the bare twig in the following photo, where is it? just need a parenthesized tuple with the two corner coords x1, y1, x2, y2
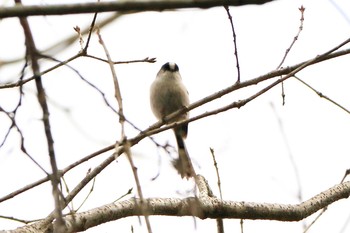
(294, 75, 350, 114)
(0, 215, 39, 224)
(224, 5, 240, 83)
(303, 209, 327, 233)
(277, 5, 305, 105)
(84, 54, 156, 64)
(1, 62, 48, 174)
(276, 5, 305, 69)
(240, 219, 244, 233)
(0, 62, 25, 146)
(75, 177, 96, 212)
(341, 169, 350, 183)
(124, 141, 153, 233)
(96, 28, 124, 125)
(19, 133, 49, 176)
(97, 29, 153, 233)
(0, 106, 19, 148)
(281, 81, 286, 105)
(73, 26, 84, 50)
(0, 54, 155, 89)
(0, 144, 113, 203)
(113, 188, 133, 203)
(209, 148, 223, 200)
(15, 0, 64, 231)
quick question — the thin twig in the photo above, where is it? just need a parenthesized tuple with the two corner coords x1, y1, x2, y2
(341, 169, 350, 183)
(75, 177, 96, 212)
(303, 207, 327, 233)
(73, 26, 84, 50)
(0, 53, 156, 89)
(240, 219, 244, 233)
(15, 0, 64, 230)
(277, 5, 305, 105)
(294, 75, 350, 114)
(0, 140, 113, 203)
(0, 215, 40, 224)
(113, 188, 133, 203)
(97, 29, 153, 233)
(124, 141, 153, 233)
(84, 54, 156, 64)
(276, 5, 305, 69)
(0, 62, 26, 145)
(209, 148, 222, 200)
(1, 63, 47, 177)
(82, 10, 98, 54)
(224, 5, 240, 83)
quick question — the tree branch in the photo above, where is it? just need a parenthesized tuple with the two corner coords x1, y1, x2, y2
(15, 0, 64, 230)
(10, 176, 350, 233)
(0, 0, 277, 18)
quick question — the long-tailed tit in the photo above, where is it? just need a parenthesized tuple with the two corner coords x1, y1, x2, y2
(150, 62, 194, 178)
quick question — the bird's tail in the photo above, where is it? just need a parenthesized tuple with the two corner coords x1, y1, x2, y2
(173, 130, 195, 179)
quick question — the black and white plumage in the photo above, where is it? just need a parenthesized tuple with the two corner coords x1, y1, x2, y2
(150, 62, 194, 178)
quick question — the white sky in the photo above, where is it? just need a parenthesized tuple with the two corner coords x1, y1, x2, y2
(1, 0, 350, 232)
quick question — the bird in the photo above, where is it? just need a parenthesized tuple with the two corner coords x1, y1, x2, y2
(150, 62, 194, 179)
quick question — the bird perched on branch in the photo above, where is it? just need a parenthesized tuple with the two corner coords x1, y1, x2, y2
(150, 62, 194, 179)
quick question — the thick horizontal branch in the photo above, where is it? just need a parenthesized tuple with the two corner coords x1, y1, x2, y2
(10, 176, 350, 233)
(0, 0, 277, 18)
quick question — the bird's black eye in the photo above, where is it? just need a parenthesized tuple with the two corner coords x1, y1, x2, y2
(162, 62, 179, 72)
